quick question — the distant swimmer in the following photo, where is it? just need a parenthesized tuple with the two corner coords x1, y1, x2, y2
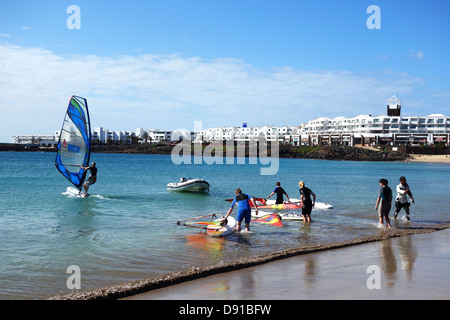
(267, 182, 290, 204)
(81, 162, 97, 197)
(299, 181, 316, 223)
(394, 176, 415, 221)
(223, 188, 258, 232)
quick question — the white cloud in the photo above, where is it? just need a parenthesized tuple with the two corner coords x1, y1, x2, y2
(0, 33, 11, 38)
(409, 50, 424, 60)
(0, 43, 445, 142)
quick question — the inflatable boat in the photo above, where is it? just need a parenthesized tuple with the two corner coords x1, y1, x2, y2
(167, 177, 210, 192)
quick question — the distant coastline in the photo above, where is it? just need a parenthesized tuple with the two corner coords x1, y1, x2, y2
(4, 142, 450, 163)
(1, 142, 411, 162)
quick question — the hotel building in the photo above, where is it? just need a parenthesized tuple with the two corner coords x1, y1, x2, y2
(298, 96, 449, 147)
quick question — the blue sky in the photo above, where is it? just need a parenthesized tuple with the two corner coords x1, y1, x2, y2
(1, 0, 449, 142)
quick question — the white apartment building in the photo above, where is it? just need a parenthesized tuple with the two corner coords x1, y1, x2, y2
(298, 96, 450, 146)
(92, 127, 134, 144)
(145, 129, 172, 143)
(92, 127, 171, 144)
(196, 125, 300, 144)
(12, 134, 58, 147)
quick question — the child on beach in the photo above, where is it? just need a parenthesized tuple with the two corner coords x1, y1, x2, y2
(375, 178, 392, 228)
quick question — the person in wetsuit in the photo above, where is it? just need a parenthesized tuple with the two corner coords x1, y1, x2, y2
(81, 162, 97, 197)
(223, 188, 258, 232)
(299, 181, 316, 223)
(267, 182, 290, 204)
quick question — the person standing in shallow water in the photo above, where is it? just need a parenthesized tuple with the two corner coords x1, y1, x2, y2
(394, 176, 415, 221)
(375, 178, 392, 228)
(267, 181, 290, 204)
(299, 181, 315, 223)
(81, 162, 97, 197)
(223, 188, 258, 232)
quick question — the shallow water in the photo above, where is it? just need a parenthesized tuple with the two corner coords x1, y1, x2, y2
(0, 152, 449, 299)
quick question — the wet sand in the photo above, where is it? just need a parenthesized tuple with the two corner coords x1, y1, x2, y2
(50, 223, 450, 300)
(124, 227, 450, 300)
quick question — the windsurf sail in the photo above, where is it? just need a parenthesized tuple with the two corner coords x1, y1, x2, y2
(177, 214, 224, 229)
(252, 213, 284, 227)
(55, 96, 91, 190)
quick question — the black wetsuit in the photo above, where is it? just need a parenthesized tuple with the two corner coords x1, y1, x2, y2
(273, 186, 287, 204)
(300, 187, 313, 215)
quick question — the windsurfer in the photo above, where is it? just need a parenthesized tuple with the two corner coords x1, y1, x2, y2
(81, 162, 97, 197)
(223, 188, 258, 232)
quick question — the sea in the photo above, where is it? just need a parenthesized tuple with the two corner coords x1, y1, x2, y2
(0, 151, 449, 299)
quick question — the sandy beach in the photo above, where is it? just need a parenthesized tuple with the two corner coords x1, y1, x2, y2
(408, 154, 450, 163)
(124, 227, 450, 300)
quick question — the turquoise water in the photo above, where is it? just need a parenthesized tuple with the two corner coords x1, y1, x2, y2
(0, 152, 449, 299)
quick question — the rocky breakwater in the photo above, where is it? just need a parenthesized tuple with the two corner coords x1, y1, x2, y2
(279, 145, 406, 161)
(91, 144, 406, 162)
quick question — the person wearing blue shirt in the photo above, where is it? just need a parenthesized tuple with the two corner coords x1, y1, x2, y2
(223, 188, 258, 232)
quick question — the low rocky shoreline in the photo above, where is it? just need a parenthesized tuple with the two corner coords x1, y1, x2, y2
(90, 144, 407, 161)
(0, 142, 420, 162)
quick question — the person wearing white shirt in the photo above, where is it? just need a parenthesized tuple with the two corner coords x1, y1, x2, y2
(394, 176, 415, 221)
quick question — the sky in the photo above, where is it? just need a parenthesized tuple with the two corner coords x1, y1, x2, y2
(0, 0, 449, 142)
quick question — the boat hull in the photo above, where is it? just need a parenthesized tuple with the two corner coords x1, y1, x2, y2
(167, 179, 210, 192)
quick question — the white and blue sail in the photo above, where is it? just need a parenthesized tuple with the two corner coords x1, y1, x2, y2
(55, 96, 92, 190)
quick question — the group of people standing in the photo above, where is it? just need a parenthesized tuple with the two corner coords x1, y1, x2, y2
(223, 181, 316, 232)
(224, 176, 415, 232)
(375, 176, 415, 228)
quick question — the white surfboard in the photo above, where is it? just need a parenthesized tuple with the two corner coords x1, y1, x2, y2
(66, 187, 88, 198)
(266, 198, 333, 209)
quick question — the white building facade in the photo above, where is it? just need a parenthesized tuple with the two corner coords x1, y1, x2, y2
(12, 134, 58, 147)
(298, 97, 450, 146)
(195, 125, 300, 144)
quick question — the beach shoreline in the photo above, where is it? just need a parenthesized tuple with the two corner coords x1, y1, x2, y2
(127, 226, 450, 301)
(408, 154, 450, 163)
(49, 222, 450, 300)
